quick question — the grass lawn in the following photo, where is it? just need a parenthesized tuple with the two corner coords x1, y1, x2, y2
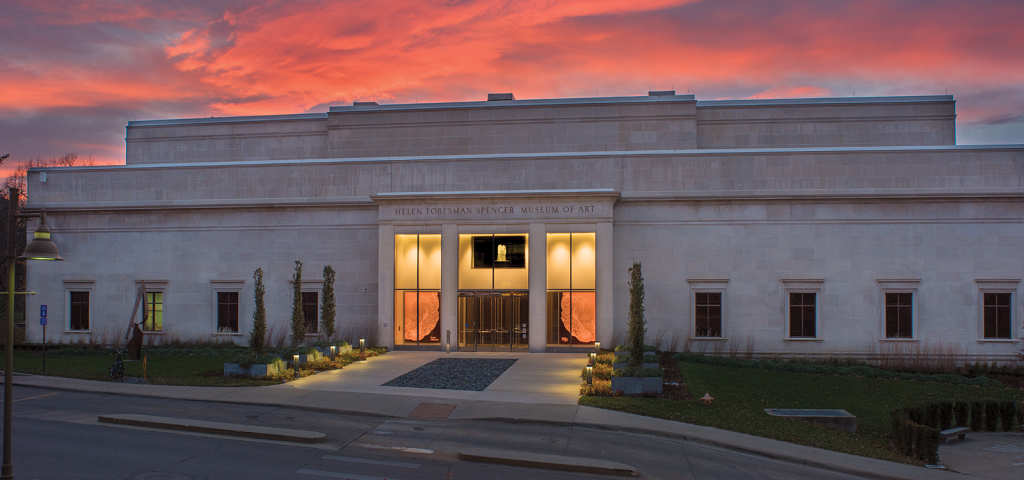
(7, 350, 278, 387)
(579, 360, 1022, 464)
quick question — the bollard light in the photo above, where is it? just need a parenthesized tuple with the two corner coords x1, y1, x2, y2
(595, 342, 600, 354)
(446, 330, 451, 354)
(329, 345, 336, 361)
(589, 352, 596, 366)
(293, 354, 300, 374)
(586, 365, 593, 386)
(359, 338, 365, 354)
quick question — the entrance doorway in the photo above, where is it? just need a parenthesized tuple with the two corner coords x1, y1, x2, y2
(458, 292, 529, 351)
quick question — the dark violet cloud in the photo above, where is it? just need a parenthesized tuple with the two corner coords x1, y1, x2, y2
(2, 0, 1023, 175)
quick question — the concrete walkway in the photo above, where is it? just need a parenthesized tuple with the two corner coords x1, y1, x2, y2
(5, 351, 1010, 480)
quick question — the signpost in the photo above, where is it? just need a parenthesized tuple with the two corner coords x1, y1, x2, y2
(40, 305, 47, 372)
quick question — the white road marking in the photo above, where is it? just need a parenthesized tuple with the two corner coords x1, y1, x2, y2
(323, 455, 420, 468)
(297, 469, 401, 480)
(349, 442, 434, 454)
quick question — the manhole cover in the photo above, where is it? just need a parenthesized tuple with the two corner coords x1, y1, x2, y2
(408, 403, 457, 419)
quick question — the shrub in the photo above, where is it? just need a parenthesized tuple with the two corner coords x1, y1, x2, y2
(985, 401, 1000, 431)
(938, 402, 953, 430)
(231, 352, 283, 369)
(890, 408, 939, 463)
(613, 354, 657, 364)
(626, 262, 646, 368)
(671, 352, 1002, 388)
(320, 265, 337, 340)
(999, 401, 1017, 431)
(954, 401, 969, 428)
(926, 403, 940, 429)
(970, 401, 984, 431)
(290, 260, 306, 345)
(1018, 401, 1024, 428)
(612, 366, 663, 378)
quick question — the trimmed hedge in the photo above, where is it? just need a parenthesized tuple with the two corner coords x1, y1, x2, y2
(893, 401, 1020, 462)
(891, 408, 939, 463)
(612, 367, 663, 377)
(671, 352, 1003, 388)
(52, 347, 246, 356)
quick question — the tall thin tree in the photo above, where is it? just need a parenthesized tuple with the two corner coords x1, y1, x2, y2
(250, 268, 267, 355)
(627, 262, 646, 368)
(290, 260, 306, 345)
(320, 265, 336, 341)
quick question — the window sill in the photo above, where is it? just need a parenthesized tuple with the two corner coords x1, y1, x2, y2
(212, 332, 242, 336)
(692, 337, 727, 341)
(143, 331, 164, 335)
(977, 338, 1020, 343)
(783, 338, 823, 342)
(64, 331, 91, 334)
(879, 338, 919, 342)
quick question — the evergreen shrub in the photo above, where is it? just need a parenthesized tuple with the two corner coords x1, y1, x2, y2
(985, 401, 1000, 431)
(938, 402, 953, 430)
(970, 401, 984, 431)
(954, 401, 969, 428)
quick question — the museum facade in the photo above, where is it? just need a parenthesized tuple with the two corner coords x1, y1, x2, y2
(23, 92, 1024, 361)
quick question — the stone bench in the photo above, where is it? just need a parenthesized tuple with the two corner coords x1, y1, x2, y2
(939, 427, 971, 445)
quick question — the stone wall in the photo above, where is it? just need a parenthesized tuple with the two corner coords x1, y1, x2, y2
(696, 96, 956, 148)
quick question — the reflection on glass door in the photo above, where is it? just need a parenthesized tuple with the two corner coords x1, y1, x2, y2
(458, 292, 529, 351)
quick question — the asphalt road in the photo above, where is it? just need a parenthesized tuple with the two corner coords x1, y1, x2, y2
(1, 386, 868, 479)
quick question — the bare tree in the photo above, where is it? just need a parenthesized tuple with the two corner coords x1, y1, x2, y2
(2, 153, 94, 206)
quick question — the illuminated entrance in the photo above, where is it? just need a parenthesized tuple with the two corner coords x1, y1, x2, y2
(457, 233, 529, 350)
(458, 292, 529, 351)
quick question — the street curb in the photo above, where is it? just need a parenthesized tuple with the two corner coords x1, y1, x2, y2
(14, 380, 974, 480)
(457, 447, 637, 477)
(97, 413, 327, 443)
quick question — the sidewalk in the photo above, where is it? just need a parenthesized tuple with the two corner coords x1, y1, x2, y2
(5, 367, 1004, 480)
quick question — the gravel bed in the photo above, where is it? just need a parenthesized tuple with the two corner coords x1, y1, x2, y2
(382, 358, 517, 391)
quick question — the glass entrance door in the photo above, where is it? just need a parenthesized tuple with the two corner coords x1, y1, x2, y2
(458, 292, 529, 352)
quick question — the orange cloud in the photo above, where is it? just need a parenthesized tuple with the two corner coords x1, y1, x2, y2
(2, 0, 1024, 167)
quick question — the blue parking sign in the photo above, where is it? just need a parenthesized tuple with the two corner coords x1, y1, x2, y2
(40, 305, 47, 318)
(40, 317, 46, 325)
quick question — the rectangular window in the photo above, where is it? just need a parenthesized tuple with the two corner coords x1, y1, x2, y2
(545, 232, 596, 346)
(885, 293, 913, 339)
(983, 292, 1011, 339)
(789, 292, 816, 338)
(396, 234, 442, 345)
(695, 292, 722, 338)
(217, 292, 239, 333)
(302, 291, 319, 334)
(144, 292, 163, 332)
(69, 291, 89, 331)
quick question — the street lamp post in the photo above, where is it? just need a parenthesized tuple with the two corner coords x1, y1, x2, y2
(3, 187, 64, 479)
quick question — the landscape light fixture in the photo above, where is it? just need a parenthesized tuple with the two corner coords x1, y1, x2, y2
(589, 352, 596, 366)
(4, 188, 64, 479)
(329, 344, 336, 361)
(359, 338, 365, 354)
(594, 342, 600, 354)
(586, 365, 593, 387)
(293, 354, 300, 374)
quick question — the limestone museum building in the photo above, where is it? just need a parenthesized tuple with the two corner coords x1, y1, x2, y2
(22, 92, 1024, 361)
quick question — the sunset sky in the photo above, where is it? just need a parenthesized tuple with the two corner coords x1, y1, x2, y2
(2, 0, 1023, 174)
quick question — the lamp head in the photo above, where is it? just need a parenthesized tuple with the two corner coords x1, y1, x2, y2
(20, 211, 64, 261)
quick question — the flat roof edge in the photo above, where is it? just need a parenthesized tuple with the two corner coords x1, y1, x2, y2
(371, 189, 620, 201)
(27, 144, 1024, 173)
(129, 112, 328, 127)
(697, 95, 954, 107)
(330, 95, 696, 113)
